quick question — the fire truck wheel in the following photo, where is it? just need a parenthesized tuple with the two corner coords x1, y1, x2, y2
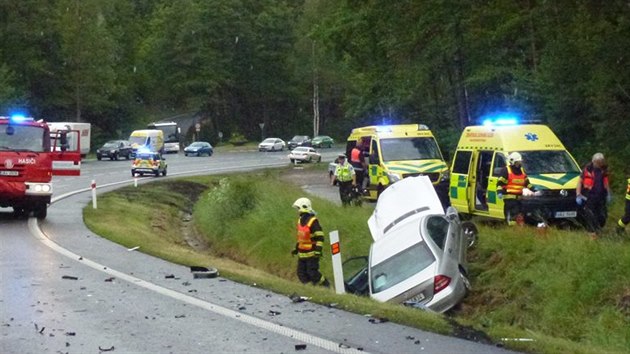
(13, 207, 28, 219)
(34, 205, 47, 220)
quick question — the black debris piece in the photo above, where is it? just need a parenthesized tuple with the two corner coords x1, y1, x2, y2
(238, 306, 246, 311)
(39, 326, 45, 334)
(165, 274, 175, 279)
(338, 343, 350, 349)
(66, 342, 70, 347)
(295, 344, 307, 350)
(289, 293, 310, 303)
(174, 315, 186, 319)
(268, 310, 281, 316)
(358, 347, 364, 351)
(98, 345, 115, 351)
(327, 303, 338, 308)
(368, 317, 389, 324)
(62, 275, 78, 280)
(65, 332, 76, 336)
(414, 340, 421, 345)
(190, 266, 209, 272)
(182, 281, 191, 286)
(34, 323, 38, 331)
(104, 277, 115, 282)
(78, 256, 83, 260)
(188, 289, 197, 293)
(192, 267, 219, 279)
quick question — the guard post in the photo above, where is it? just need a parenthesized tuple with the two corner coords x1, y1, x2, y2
(329, 230, 345, 294)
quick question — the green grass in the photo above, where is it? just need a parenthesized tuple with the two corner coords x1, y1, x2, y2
(83, 167, 630, 354)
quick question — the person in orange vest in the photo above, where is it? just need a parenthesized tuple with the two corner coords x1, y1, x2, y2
(350, 139, 367, 192)
(291, 197, 330, 287)
(616, 178, 630, 234)
(496, 152, 535, 226)
(576, 153, 611, 239)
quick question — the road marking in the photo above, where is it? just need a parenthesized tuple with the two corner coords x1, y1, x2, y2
(33, 161, 366, 354)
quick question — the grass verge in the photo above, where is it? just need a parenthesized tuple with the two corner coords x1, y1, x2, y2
(84, 166, 630, 354)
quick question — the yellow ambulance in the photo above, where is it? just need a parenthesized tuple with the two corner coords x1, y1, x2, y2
(448, 122, 581, 223)
(345, 124, 449, 202)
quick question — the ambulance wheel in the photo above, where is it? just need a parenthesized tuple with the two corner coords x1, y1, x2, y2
(154, 170, 159, 177)
(34, 204, 47, 220)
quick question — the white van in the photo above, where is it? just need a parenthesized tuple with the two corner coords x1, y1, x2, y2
(47, 122, 91, 157)
(128, 129, 164, 157)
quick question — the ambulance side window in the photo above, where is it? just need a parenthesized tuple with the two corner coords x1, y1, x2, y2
(452, 151, 472, 175)
(492, 154, 506, 176)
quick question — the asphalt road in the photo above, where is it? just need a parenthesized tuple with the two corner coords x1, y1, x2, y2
(0, 149, 518, 354)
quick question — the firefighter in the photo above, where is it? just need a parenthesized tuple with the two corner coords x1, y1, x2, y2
(496, 152, 535, 226)
(291, 197, 330, 287)
(576, 152, 611, 239)
(616, 178, 630, 234)
(331, 153, 356, 206)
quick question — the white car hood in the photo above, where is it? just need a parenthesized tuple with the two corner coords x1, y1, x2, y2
(368, 176, 444, 242)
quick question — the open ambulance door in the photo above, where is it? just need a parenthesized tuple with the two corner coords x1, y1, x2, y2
(50, 129, 81, 176)
(448, 150, 472, 213)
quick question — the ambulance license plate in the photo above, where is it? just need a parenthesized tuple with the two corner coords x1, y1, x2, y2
(555, 211, 577, 218)
(0, 170, 18, 176)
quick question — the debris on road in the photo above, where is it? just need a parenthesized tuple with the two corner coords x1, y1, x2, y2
(98, 345, 115, 351)
(289, 293, 310, 303)
(268, 310, 281, 316)
(104, 277, 115, 282)
(368, 316, 389, 324)
(294, 344, 307, 350)
(190, 266, 219, 279)
(165, 274, 176, 279)
(62, 275, 78, 280)
(127, 246, 140, 251)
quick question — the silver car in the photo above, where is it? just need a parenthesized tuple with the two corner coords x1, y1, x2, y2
(258, 138, 286, 152)
(344, 176, 477, 313)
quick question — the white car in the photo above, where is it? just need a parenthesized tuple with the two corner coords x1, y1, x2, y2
(258, 138, 286, 152)
(288, 147, 321, 163)
(343, 176, 477, 313)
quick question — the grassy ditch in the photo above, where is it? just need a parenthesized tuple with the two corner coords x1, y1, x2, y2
(83, 167, 630, 354)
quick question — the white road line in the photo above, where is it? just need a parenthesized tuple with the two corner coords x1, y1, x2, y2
(32, 161, 366, 354)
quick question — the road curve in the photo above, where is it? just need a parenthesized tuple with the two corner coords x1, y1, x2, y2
(1, 150, 518, 354)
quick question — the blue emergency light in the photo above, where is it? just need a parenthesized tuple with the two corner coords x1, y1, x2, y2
(481, 113, 519, 126)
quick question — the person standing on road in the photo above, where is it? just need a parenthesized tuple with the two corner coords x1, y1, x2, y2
(331, 153, 356, 206)
(291, 197, 330, 287)
(350, 139, 367, 192)
(496, 152, 534, 226)
(616, 178, 630, 235)
(576, 152, 611, 239)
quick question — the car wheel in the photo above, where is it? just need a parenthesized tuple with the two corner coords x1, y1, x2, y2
(461, 221, 478, 248)
(197, 152, 201, 157)
(317, 156, 321, 163)
(97, 156, 102, 161)
(185, 152, 189, 157)
(271, 147, 275, 152)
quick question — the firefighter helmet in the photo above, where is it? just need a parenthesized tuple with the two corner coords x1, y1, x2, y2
(292, 197, 312, 213)
(508, 152, 523, 165)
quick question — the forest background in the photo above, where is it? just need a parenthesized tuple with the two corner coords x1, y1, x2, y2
(1, 0, 629, 183)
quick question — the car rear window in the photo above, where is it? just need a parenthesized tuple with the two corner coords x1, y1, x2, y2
(370, 242, 436, 293)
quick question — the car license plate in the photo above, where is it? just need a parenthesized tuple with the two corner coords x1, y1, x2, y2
(555, 211, 577, 218)
(0, 170, 18, 176)
(408, 293, 425, 303)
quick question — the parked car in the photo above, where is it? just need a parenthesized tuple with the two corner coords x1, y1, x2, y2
(311, 135, 334, 148)
(258, 138, 286, 152)
(343, 176, 477, 313)
(131, 151, 167, 177)
(288, 147, 321, 163)
(287, 135, 311, 150)
(184, 141, 213, 156)
(96, 140, 132, 161)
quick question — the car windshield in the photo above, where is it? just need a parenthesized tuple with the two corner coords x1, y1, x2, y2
(129, 136, 147, 145)
(291, 135, 308, 142)
(380, 137, 442, 162)
(0, 124, 46, 151)
(293, 147, 309, 152)
(370, 241, 436, 293)
(262, 138, 276, 143)
(190, 142, 204, 147)
(103, 141, 119, 148)
(520, 150, 581, 175)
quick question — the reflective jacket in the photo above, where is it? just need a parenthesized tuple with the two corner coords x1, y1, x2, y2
(497, 165, 532, 199)
(581, 163, 609, 192)
(335, 162, 354, 182)
(626, 178, 630, 200)
(296, 214, 324, 258)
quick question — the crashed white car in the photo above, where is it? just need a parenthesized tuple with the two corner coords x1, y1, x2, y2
(344, 176, 477, 313)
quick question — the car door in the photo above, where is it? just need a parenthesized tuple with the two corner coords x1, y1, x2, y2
(50, 129, 81, 176)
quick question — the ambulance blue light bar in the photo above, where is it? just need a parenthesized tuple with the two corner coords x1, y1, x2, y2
(9, 114, 33, 123)
(481, 114, 519, 127)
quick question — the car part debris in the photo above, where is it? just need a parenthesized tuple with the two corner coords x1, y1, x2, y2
(127, 246, 140, 251)
(165, 274, 175, 279)
(190, 266, 219, 279)
(289, 293, 311, 303)
(62, 275, 78, 280)
(104, 277, 114, 282)
(99, 345, 115, 351)
(174, 315, 186, 318)
(294, 344, 307, 350)
(268, 310, 281, 316)
(368, 316, 389, 324)
(65, 332, 76, 336)
(500, 338, 535, 342)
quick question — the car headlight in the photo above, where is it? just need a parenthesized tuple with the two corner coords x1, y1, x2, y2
(111, 150, 116, 153)
(387, 172, 401, 183)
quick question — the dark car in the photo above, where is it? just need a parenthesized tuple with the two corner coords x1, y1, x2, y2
(287, 135, 311, 150)
(311, 135, 334, 148)
(96, 140, 133, 161)
(184, 141, 214, 156)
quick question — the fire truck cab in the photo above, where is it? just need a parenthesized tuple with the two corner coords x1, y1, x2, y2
(0, 115, 81, 219)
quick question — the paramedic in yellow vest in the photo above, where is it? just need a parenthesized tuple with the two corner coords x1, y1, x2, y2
(616, 178, 630, 234)
(497, 152, 534, 226)
(291, 197, 330, 287)
(331, 153, 356, 206)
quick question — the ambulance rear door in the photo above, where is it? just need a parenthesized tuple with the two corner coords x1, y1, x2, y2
(448, 150, 473, 214)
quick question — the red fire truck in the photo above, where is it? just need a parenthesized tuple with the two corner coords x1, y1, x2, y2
(0, 115, 81, 219)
